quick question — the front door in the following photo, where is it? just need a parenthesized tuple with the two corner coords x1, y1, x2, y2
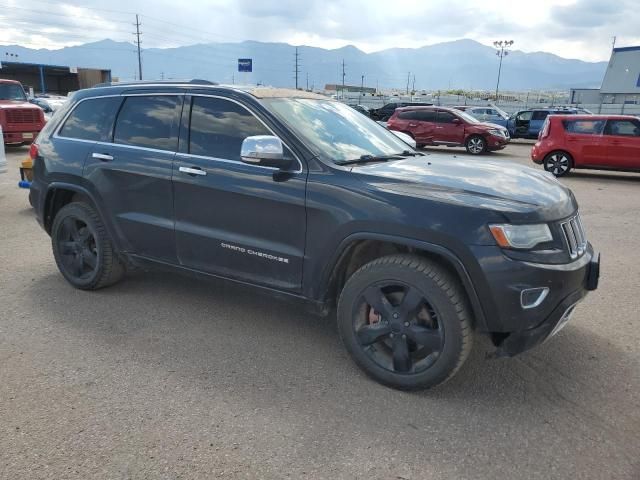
(434, 110, 465, 145)
(603, 118, 640, 169)
(172, 95, 307, 291)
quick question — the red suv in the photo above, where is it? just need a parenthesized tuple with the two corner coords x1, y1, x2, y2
(387, 106, 510, 155)
(532, 115, 640, 176)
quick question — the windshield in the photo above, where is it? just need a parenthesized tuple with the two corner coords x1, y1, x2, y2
(456, 110, 480, 124)
(263, 98, 414, 163)
(0, 83, 27, 101)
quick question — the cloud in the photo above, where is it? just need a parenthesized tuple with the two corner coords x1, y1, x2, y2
(0, 0, 638, 62)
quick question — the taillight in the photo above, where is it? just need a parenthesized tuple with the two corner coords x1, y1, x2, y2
(540, 119, 550, 139)
(29, 143, 39, 160)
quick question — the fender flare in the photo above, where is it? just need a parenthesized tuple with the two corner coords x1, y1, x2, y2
(318, 232, 488, 331)
(43, 182, 124, 251)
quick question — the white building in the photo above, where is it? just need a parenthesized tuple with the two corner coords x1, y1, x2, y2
(570, 46, 640, 105)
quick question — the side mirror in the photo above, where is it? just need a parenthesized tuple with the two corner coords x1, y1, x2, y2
(452, 118, 461, 124)
(240, 135, 293, 169)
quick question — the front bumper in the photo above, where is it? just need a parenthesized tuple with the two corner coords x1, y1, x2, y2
(487, 135, 510, 150)
(468, 244, 599, 356)
(3, 129, 39, 144)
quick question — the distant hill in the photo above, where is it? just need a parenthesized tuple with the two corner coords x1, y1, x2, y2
(1, 38, 607, 91)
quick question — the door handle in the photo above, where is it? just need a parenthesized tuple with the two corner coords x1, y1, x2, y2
(436, 126, 444, 129)
(408, 123, 418, 127)
(179, 166, 207, 176)
(92, 153, 113, 161)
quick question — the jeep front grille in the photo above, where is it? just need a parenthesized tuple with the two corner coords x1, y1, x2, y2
(5, 109, 40, 124)
(561, 214, 587, 259)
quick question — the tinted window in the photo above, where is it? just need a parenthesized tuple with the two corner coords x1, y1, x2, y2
(531, 111, 550, 121)
(415, 111, 436, 122)
(189, 97, 270, 160)
(605, 120, 640, 136)
(397, 111, 418, 120)
(563, 120, 605, 135)
(435, 111, 457, 123)
(114, 96, 180, 151)
(59, 97, 122, 141)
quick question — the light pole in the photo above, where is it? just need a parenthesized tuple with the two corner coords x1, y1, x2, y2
(493, 40, 513, 103)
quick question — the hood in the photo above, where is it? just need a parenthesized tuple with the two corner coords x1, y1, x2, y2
(476, 122, 507, 130)
(352, 154, 576, 222)
(0, 99, 43, 111)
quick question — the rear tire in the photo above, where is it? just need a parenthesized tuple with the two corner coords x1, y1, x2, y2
(337, 254, 473, 390)
(543, 151, 572, 177)
(465, 135, 486, 155)
(51, 202, 125, 290)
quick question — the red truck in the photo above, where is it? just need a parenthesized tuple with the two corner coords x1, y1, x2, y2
(0, 79, 46, 145)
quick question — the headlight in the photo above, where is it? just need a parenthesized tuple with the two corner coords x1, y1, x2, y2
(489, 129, 504, 136)
(489, 223, 553, 249)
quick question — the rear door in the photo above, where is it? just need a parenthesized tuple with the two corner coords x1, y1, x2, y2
(434, 110, 464, 144)
(172, 95, 307, 291)
(83, 94, 182, 262)
(413, 110, 436, 143)
(561, 118, 606, 166)
(603, 118, 640, 169)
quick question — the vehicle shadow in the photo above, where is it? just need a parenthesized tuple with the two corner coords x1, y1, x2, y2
(565, 170, 640, 183)
(26, 269, 640, 475)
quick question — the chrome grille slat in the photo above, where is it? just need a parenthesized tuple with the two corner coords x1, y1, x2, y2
(5, 109, 40, 124)
(561, 213, 587, 259)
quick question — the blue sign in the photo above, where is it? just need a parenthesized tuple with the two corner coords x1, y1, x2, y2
(238, 58, 252, 73)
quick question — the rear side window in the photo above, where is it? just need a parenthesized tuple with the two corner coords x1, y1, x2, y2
(59, 97, 122, 141)
(531, 111, 550, 121)
(605, 119, 640, 136)
(188, 97, 270, 160)
(415, 111, 436, 122)
(114, 95, 181, 151)
(397, 111, 417, 120)
(563, 120, 605, 135)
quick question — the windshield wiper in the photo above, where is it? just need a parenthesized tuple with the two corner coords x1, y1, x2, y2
(335, 154, 403, 166)
(336, 150, 423, 166)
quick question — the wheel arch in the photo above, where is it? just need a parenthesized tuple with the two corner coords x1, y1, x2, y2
(318, 233, 488, 331)
(43, 183, 122, 251)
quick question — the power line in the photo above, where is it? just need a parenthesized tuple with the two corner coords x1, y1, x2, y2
(133, 14, 142, 80)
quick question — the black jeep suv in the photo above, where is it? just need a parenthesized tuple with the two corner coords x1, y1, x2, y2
(29, 81, 599, 390)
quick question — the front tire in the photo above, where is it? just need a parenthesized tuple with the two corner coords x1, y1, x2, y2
(51, 202, 125, 290)
(543, 151, 572, 177)
(337, 255, 473, 390)
(465, 135, 486, 155)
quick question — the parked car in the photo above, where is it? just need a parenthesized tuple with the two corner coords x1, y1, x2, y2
(29, 81, 599, 390)
(350, 104, 371, 116)
(453, 106, 509, 127)
(30, 94, 69, 114)
(369, 102, 433, 121)
(0, 79, 46, 145)
(507, 108, 582, 138)
(387, 106, 510, 154)
(532, 114, 640, 176)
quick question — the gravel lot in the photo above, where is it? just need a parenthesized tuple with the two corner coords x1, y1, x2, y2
(1, 143, 639, 479)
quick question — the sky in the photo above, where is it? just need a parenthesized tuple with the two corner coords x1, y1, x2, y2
(0, 0, 638, 62)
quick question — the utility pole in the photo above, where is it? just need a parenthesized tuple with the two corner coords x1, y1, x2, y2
(341, 59, 346, 100)
(294, 47, 301, 90)
(232, 73, 235, 84)
(359, 74, 364, 104)
(133, 14, 143, 81)
(306, 72, 309, 91)
(412, 74, 415, 94)
(406, 72, 411, 95)
(493, 40, 513, 104)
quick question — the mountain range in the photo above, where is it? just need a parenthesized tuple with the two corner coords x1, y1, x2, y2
(1, 39, 608, 91)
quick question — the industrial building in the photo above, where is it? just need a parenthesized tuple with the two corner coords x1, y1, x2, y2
(0, 61, 111, 95)
(570, 46, 640, 106)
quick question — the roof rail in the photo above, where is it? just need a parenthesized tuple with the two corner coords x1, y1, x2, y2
(92, 79, 218, 88)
